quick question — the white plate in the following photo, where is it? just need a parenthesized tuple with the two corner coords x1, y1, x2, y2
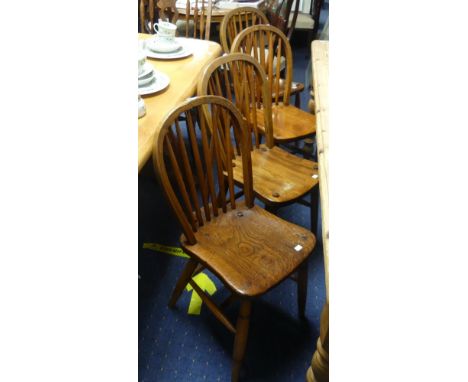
(138, 62, 154, 79)
(144, 38, 193, 60)
(138, 70, 170, 96)
(146, 38, 181, 53)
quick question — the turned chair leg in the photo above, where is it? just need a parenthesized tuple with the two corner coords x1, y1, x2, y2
(295, 91, 301, 108)
(310, 186, 319, 236)
(303, 138, 315, 160)
(168, 258, 198, 308)
(232, 300, 252, 382)
(297, 261, 309, 319)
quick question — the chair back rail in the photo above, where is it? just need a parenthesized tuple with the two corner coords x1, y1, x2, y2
(231, 25, 293, 106)
(182, 0, 213, 40)
(261, 0, 299, 39)
(153, 96, 254, 245)
(220, 7, 269, 53)
(157, 0, 179, 23)
(140, 0, 157, 33)
(198, 53, 274, 149)
(139, 0, 179, 33)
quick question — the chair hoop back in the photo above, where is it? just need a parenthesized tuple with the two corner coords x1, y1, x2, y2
(231, 24, 293, 105)
(153, 96, 254, 245)
(182, 0, 213, 40)
(220, 7, 269, 53)
(198, 53, 274, 149)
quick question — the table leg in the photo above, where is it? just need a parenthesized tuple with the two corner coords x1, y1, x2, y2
(306, 302, 329, 382)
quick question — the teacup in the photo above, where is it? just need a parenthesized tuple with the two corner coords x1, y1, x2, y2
(138, 50, 146, 75)
(153, 20, 177, 37)
(155, 32, 175, 45)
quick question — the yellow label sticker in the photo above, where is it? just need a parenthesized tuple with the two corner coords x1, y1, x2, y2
(185, 272, 217, 315)
(143, 243, 189, 258)
(142, 243, 217, 315)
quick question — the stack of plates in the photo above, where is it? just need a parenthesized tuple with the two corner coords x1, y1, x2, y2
(144, 38, 192, 60)
(138, 61, 170, 96)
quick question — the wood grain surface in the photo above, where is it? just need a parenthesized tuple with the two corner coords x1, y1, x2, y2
(307, 40, 329, 382)
(197, 53, 319, 210)
(312, 40, 328, 297)
(152, 95, 255, 243)
(256, 103, 317, 141)
(138, 34, 222, 171)
(232, 144, 319, 204)
(154, 96, 317, 381)
(231, 25, 315, 143)
(220, 7, 269, 53)
(153, 94, 316, 298)
(231, 24, 293, 104)
(181, 201, 316, 297)
(219, 7, 304, 107)
(180, 0, 213, 39)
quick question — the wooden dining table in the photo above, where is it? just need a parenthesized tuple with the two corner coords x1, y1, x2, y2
(176, 0, 265, 23)
(138, 34, 222, 172)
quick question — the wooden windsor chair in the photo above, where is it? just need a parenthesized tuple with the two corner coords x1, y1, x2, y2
(262, 0, 299, 40)
(177, 0, 213, 40)
(139, 0, 156, 33)
(197, 53, 319, 233)
(219, 7, 269, 53)
(139, 0, 179, 33)
(153, 95, 316, 381)
(220, 7, 305, 108)
(293, 0, 325, 50)
(231, 24, 316, 147)
(140, 0, 213, 38)
(156, 0, 179, 23)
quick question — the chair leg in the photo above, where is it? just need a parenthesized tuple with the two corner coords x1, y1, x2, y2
(310, 186, 320, 236)
(306, 29, 313, 58)
(303, 138, 315, 159)
(232, 300, 252, 382)
(168, 258, 198, 308)
(297, 261, 308, 319)
(295, 91, 301, 108)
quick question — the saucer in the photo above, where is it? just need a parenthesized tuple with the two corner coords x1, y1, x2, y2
(138, 70, 170, 96)
(146, 38, 181, 53)
(144, 38, 192, 60)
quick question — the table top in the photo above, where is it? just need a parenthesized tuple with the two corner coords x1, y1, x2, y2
(138, 34, 222, 172)
(311, 40, 328, 301)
